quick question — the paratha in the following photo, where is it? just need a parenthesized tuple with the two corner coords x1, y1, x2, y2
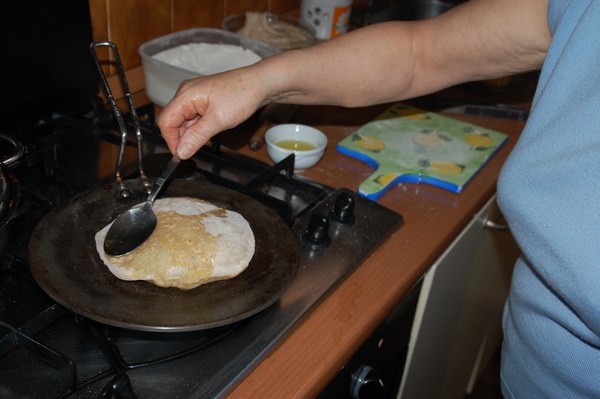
(95, 197, 255, 290)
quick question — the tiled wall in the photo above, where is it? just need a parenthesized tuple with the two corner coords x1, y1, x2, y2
(89, 0, 301, 73)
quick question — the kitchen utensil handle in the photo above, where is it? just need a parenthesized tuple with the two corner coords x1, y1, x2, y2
(249, 122, 274, 150)
(250, 104, 300, 151)
(89, 42, 150, 195)
(146, 155, 180, 205)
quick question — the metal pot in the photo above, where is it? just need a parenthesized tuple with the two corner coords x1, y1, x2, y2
(0, 134, 24, 259)
(0, 163, 21, 258)
(367, 0, 456, 24)
(395, 1, 455, 20)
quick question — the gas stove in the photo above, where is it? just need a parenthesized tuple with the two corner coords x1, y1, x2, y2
(0, 100, 403, 398)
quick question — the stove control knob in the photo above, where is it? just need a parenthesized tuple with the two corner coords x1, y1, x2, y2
(331, 192, 355, 225)
(350, 365, 385, 399)
(303, 213, 331, 247)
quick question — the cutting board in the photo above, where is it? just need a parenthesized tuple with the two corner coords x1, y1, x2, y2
(337, 103, 508, 200)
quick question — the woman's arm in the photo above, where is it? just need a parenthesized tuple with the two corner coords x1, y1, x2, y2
(158, 0, 551, 159)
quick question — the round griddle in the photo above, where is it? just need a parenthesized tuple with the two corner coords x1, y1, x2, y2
(29, 179, 299, 332)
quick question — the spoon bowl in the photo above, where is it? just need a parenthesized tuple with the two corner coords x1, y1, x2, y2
(103, 203, 157, 256)
(103, 155, 180, 256)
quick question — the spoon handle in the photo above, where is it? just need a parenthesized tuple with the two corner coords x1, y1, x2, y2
(146, 155, 181, 206)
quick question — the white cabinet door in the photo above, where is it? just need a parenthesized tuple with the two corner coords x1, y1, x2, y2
(397, 195, 519, 399)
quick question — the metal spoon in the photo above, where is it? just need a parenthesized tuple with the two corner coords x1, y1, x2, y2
(103, 155, 180, 256)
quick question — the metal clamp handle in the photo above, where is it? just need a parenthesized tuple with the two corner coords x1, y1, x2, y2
(89, 41, 150, 197)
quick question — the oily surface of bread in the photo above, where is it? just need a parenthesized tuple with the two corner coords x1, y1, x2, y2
(95, 197, 255, 290)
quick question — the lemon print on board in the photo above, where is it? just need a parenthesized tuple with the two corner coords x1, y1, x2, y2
(419, 160, 465, 176)
(389, 105, 430, 120)
(413, 130, 450, 147)
(402, 112, 429, 121)
(374, 173, 400, 187)
(353, 133, 385, 152)
(466, 132, 494, 150)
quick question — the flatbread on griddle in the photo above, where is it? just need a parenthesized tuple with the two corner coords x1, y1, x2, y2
(95, 197, 255, 290)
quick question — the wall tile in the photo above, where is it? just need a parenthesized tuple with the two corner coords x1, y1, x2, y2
(225, 0, 269, 16)
(89, 0, 109, 41)
(89, 0, 111, 73)
(107, 0, 171, 69)
(173, 0, 225, 31)
(269, 0, 301, 14)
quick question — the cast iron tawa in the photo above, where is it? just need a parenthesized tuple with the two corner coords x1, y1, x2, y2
(29, 179, 299, 332)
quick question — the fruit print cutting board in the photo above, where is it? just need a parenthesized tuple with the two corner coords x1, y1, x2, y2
(337, 103, 508, 200)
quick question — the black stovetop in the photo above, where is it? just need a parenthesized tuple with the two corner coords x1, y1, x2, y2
(0, 104, 403, 398)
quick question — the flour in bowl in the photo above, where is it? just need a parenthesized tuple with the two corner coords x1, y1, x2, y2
(152, 43, 261, 75)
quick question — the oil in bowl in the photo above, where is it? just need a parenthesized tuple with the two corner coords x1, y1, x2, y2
(276, 140, 317, 151)
(265, 124, 328, 170)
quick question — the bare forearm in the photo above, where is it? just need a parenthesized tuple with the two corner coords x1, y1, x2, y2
(256, 22, 420, 107)
(256, 0, 550, 108)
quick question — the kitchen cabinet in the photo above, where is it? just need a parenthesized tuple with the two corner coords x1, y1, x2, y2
(396, 194, 520, 399)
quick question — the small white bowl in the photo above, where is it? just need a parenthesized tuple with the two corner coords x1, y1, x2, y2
(265, 124, 328, 170)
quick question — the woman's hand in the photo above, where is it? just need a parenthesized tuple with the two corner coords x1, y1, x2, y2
(157, 65, 269, 159)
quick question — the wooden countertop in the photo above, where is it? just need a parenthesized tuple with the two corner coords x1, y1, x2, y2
(226, 102, 526, 398)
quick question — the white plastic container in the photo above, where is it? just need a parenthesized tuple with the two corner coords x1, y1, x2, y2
(300, 0, 352, 40)
(138, 28, 279, 107)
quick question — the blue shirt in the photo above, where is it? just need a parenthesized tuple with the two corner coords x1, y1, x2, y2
(498, 0, 600, 397)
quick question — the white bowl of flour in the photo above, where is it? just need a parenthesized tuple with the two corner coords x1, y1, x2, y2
(139, 28, 279, 107)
